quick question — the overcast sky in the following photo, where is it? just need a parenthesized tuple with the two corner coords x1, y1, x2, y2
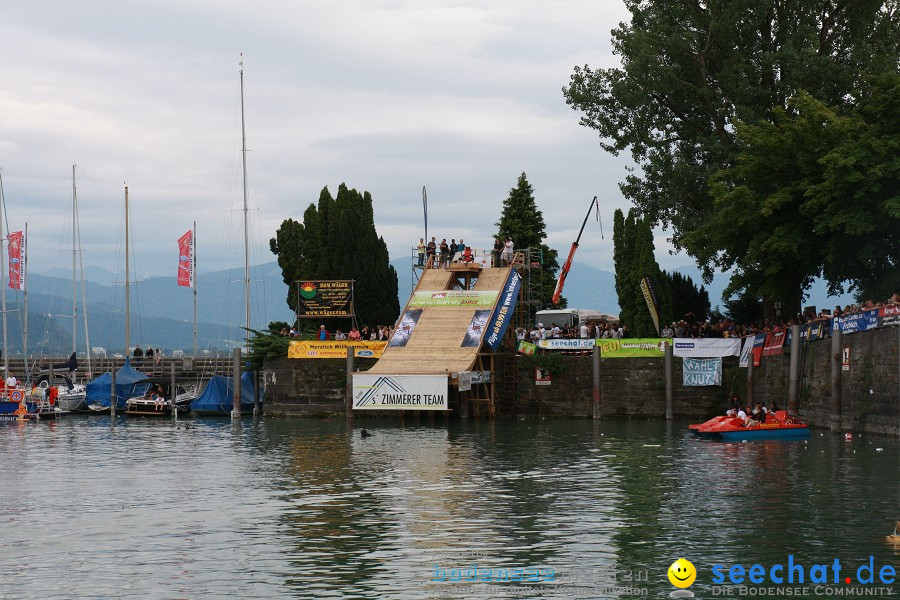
(0, 0, 650, 276)
(0, 1, 855, 313)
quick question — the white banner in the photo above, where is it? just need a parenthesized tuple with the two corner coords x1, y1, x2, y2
(537, 338, 596, 350)
(683, 358, 723, 386)
(738, 336, 754, 368)
(673, 338, 741, 358)
(458, 371, 472, 392)
(352, 374, 448, 410)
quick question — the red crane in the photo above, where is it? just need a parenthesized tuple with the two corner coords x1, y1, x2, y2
(551, 195, 599, 305)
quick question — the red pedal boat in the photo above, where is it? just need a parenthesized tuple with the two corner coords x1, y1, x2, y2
(690, 410, 810, 441)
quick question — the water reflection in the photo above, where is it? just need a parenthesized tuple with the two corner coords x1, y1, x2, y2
(0, 416, 896, 599)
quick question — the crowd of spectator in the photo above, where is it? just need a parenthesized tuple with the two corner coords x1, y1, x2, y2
(279, 324, 394, 342)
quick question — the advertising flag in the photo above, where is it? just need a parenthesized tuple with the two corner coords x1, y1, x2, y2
(640, 277, 661, 336)
(7, 231, 23, 290)
(177, 229, 193, 288)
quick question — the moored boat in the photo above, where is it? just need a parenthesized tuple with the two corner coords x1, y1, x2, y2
(124, 377, 196, 416)
(690, 410, 810, 441)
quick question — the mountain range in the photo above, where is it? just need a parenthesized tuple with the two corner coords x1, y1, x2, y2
(5, 257, 852, 356)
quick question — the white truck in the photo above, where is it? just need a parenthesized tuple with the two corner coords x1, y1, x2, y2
(534, 309, 618, 329)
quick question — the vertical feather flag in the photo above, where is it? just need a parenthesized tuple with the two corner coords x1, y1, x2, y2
(640, 276, 660, 336)
(7, 231, 23, 289)
(177, 229, 193, 287)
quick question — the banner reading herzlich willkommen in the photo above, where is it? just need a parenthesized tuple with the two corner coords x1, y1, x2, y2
(7, 231, 23, 290)
(177, 229, 193, 288)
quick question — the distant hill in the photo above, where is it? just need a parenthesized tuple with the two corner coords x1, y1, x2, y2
(18, 262, 295, 355)
(390, 258, 620, 315)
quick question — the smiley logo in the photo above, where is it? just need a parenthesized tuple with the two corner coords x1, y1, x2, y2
(668, 558, 696, 588)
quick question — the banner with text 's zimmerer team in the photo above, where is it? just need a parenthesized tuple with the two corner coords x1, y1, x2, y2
(296, 280, 353, 318)
(177, 229, 193, 288)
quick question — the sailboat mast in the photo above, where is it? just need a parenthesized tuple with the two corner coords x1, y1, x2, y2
(125, 185, 130, 356)
(72, 166, 78, 354)
(23, 223, 28, 385)
(240, 58, 251, 349)
(76, 189, 92, 377)
(193, 220, 198, 357)
(0, 170, 8, 377)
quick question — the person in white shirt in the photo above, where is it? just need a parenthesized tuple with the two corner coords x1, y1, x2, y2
(551, 324, 561, 339)
(334, 330, 347, 340)
(538, 323, 548, 339)
(529, 327, 540, 343)
(5, 373, 17, 388)
(580, 324, 590, 338)
(515, 327, 526, 341)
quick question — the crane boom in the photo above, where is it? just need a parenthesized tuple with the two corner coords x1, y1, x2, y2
(551, 196, 598, 305)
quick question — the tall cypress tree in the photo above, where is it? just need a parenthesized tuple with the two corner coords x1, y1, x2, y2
(495, 173, 562, 310)
(270, 184, 400, 330)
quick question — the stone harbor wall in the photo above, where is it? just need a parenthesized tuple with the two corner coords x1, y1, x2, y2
(507, 355, 729, 420)
(262, 357, 376, 417)
(749, 325, 898, 436)
(261, 326, 898, 436)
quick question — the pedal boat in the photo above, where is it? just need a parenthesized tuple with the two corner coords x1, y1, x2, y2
(690, 410, 810, 441)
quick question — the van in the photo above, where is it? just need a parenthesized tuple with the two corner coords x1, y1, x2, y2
(534, 309, 618, 329)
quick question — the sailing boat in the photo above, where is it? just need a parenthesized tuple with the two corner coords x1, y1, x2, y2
(34, 166, 93, 414)
(85, 186, 144, 412)
(190, 57, 261, 416)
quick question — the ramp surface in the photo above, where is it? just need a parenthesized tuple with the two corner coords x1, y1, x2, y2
(366, 264, 513, 375)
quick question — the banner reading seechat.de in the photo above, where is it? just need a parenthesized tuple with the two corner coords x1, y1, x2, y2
(673, 338, 741, 358)
(288, 340, 386, 359)
(352, 374, 448, 410)
(596, 338, 669, 358)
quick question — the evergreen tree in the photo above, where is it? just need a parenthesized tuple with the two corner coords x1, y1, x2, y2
(270, 184, 400, 330)
(495, 173, 562, 311)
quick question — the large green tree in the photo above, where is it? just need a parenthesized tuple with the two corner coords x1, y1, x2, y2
(614, 208, 709, 334)
(270, 184, 400, 329)
(564, 0, 900, 309)
(690, 77, 900, 306)
(495, 173, 563, 311)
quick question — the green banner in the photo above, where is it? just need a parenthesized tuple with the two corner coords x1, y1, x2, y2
(597, 338, 669, 358)
(408, 290, 498, 307)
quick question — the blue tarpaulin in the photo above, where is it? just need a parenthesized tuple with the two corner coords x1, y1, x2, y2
(190, 372, 260, 415)
(85, 359, 147, 409)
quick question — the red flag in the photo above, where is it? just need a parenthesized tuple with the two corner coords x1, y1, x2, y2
(177, 229, 193, 287)
(7, 231, 23, 290)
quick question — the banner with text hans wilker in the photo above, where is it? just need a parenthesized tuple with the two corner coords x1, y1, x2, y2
(352, 374, 448, 411)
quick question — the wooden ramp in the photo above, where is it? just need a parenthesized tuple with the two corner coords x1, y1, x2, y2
(366, 264, 514, 375)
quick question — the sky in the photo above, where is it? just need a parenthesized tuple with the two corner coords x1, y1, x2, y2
(0, 0, 854, 310)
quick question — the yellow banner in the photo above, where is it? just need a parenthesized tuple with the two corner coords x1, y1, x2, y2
(288, 340, 387, 359)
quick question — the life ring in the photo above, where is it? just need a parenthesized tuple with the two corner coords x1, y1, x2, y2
(10, 389, 23, 402)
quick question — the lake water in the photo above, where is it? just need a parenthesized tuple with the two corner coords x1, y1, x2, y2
(0, 416, 897, 599)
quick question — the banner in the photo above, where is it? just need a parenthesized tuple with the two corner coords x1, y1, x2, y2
(296, 280, 353, 317)
(462, 309, 491, 347)
(640, 277, 661, 336)
(352, 374, 447, 410)
(7, 231, 23, 290)
(879, 305, 900, 327)
(458, 371, 472, 392)
(738, 336, 754, 368)
(517, 340, 536, 355)
(177, 229, 193, 288)
(761, 330, 786, 357)
(672, 338, 741, 358)
(389, 309, 422, 347)
(683, 357, 722, 386)
(485, 270, 522, 351)
(797, 321, 828, 343)
(288, 340, 386, 359)
(409, 290, 498, 308)
(751, 333, 766, 366)
(537, 339, 595, 350)
(836, 309, 879, 334)
(596, 338, 668, 358)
